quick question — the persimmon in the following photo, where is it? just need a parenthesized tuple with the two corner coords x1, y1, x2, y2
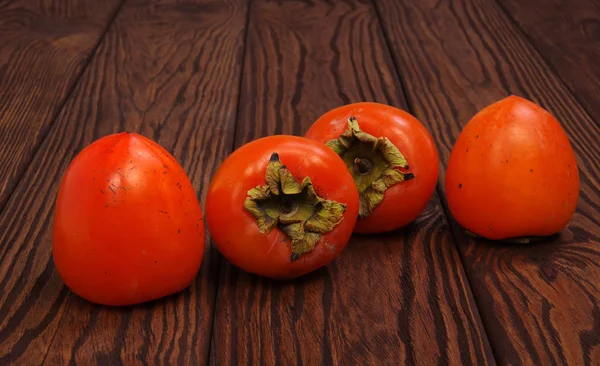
(205, 135, 359, 279)
(445, 95, 580, 242)
(305, 102, 440, 233)
(52, 133, 204, 306)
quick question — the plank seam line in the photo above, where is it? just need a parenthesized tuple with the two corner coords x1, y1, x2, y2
(369, 1, 499, 364)
(205, 0, 253, 364)
(36, 1, 128, 364)
(492, 0, 600, 128)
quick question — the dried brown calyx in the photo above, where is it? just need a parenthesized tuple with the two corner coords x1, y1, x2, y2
(325, 117, 414, 219)
(244, 153, 347, 261)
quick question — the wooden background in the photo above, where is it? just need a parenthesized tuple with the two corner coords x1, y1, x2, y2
(0, 0, 598, 364)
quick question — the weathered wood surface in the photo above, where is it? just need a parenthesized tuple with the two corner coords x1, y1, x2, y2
(498, 0, 600, 125)
(0, 0, 122, 211)
(0, 0, 598, 364)
(375, 0, 600, 364)
(209, 0, 494, 364)
(0, 0, 248, 364)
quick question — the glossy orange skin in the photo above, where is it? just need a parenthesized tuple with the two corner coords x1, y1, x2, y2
(52, 133, 205, 306)
(445, 96, 580, 240)
(205, 135, 359, 279)
(305, 102, 440, 233)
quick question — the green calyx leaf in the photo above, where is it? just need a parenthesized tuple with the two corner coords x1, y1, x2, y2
(243, 153, 347, 261)
(325, 117, 414, 219)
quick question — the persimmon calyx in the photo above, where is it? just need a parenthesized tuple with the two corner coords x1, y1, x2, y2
(325, 117, 414, 219)
(244, 153, 347, 261)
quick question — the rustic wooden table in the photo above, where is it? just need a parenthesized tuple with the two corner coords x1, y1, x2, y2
(1, 0, 599, 364)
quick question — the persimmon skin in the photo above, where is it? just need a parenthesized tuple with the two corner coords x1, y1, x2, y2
(445, 95, 580, 240)
(306, 102, 440, 234)
(52, 133, 205, 306)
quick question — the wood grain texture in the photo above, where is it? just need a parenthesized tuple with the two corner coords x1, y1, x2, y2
(0, 0, 248, 364)
(0, 0, 122, 212)
(210, 1, 494, 364)
(375, 0, 600, 364)
(496, 0, 600, 125)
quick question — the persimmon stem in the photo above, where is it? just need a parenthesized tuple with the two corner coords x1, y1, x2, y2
(354, 157, 373, 175)
(279, 196, 298, 215)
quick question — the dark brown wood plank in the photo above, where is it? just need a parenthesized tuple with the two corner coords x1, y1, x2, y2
(209, 1, 494, 364)
(375, 0, 600, 364)
(0, 0, 248, 364)
(496, 0, 600, 125)
(0, 0, 122, 211)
